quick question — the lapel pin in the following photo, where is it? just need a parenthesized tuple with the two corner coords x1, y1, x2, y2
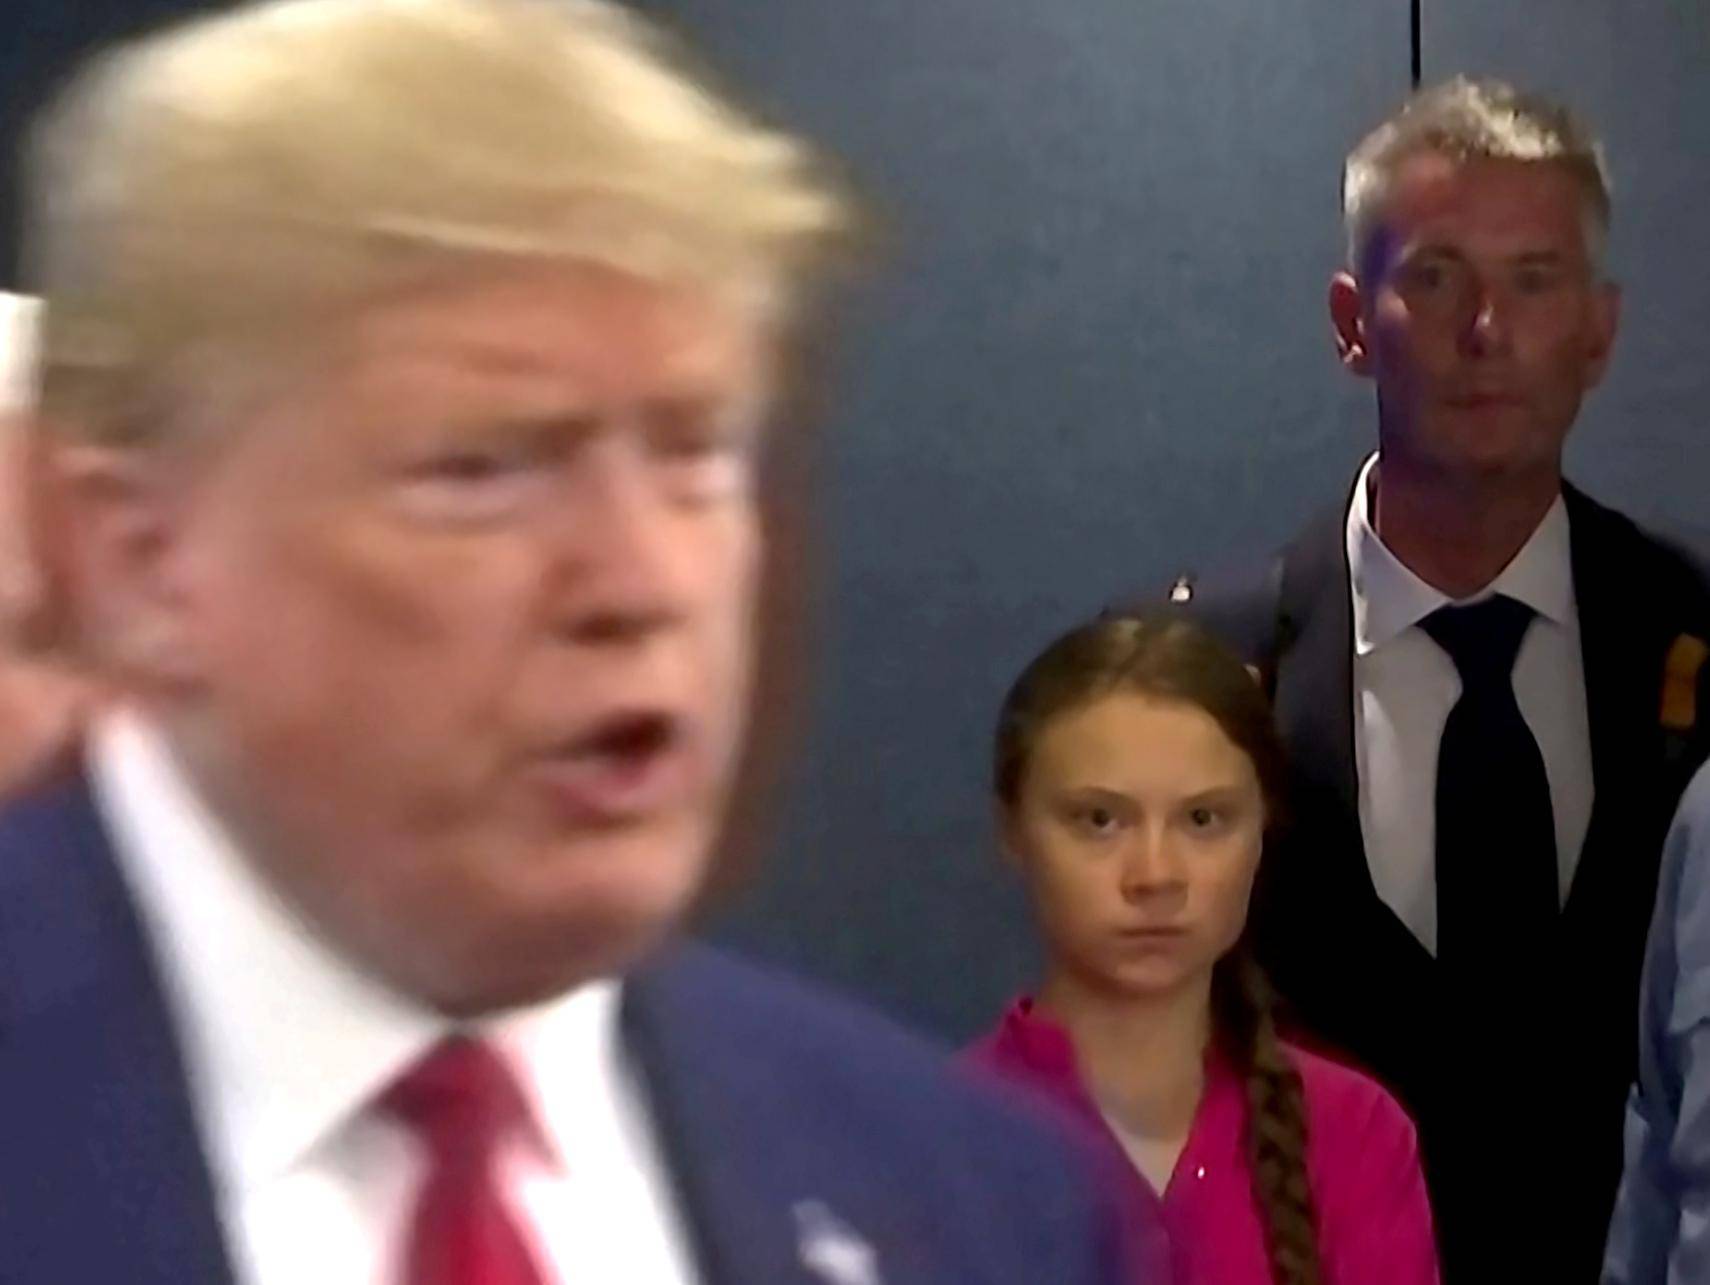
(1661, 634, 1709, 734)
(793, 1199, 882, 1285)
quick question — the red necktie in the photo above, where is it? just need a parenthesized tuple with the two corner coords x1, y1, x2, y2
(382, 1037, 548, 1285)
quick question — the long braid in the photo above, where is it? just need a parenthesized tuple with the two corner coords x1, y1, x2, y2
(1214, 952, 1325, 1285)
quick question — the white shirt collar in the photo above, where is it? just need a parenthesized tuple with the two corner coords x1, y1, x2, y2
(1345, 452, 1577, 656)
(89, 706, 621, 1195)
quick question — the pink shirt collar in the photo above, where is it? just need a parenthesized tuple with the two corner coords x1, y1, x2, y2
(981, 997, 1247, 1196)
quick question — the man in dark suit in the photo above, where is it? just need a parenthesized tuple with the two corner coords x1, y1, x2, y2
(1152, 78, 1710, 1281)
(0, 3, 1135, 1282)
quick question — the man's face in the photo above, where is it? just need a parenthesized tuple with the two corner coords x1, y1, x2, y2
(131, 263, 771, 1012)
(1333, 154, 1619, 481)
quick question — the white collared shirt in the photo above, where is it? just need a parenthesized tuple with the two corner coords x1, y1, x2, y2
(1345, 454, 1594, 957)
(89, 708, 700, 1285)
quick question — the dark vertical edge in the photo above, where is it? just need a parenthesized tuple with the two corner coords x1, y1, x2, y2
(1411, 0, 1423, 85)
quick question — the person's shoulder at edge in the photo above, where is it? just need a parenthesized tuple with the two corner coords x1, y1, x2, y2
(1675, 754, 1710, 833)
(1286, 1042, 1439, 1283)
(1654, 757, 1710, 946)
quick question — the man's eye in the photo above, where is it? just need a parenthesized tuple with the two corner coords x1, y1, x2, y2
(1514, 267, 1562, 293)
(1188, 806, 1222, 829)
(652, 425, 758, 499)
(657, 428, 734, 460)
(1403, 263, 1447, 291)
(658, 418, 762, 466)
(426, 450, 524, 481)
(397, 443, 550, 525)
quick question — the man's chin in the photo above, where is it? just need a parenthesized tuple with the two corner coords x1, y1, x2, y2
(403, 910, 686, 1018)
(1418, 431, 1562, 482)
(355, 860, 706, 1017)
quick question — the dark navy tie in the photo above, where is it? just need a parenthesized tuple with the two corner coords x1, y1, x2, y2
(1422, 594, 1558, 975)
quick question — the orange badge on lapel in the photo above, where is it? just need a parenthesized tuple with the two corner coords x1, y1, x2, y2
(1661, 634, 1710, 733)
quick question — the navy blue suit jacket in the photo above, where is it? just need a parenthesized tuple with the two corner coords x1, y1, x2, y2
(0, 773, 1131, 1284)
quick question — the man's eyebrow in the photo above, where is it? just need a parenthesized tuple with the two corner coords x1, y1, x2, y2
(1403, 243, 1467, 263)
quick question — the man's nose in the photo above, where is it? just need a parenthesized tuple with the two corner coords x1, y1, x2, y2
(1462, 286, 1514, 358)
(540, 433, 693, 647)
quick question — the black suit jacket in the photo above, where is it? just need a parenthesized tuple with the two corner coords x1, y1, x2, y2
(0, 771, 1135, 1285)
(1143, 477, 1710, 1282)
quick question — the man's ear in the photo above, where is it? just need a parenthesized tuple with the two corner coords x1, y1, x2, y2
(1328, 271, 1373, 376)
(1582, 279, 1622, 391)
(47, 437, 202, 686)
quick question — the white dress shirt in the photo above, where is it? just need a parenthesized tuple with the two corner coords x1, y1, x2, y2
(1346, 454, 1594, 957)
(89, 708, 700, 1285)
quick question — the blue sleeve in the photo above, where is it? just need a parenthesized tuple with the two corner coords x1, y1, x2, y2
(1605, 765, 1710, 1284)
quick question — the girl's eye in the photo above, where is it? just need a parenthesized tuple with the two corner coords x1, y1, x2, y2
(1070, 805, 1120, 835)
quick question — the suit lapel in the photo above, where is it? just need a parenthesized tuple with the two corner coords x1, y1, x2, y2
(0, 773, 236, 1285)
(1561, 486, 1670, 924)
(621, 950, 815, 1285)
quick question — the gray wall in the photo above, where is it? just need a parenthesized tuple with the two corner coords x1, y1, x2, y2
(650, 0, 1413, 1038)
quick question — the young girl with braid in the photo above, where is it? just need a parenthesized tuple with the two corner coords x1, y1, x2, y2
(966, 616, 1438, 1285)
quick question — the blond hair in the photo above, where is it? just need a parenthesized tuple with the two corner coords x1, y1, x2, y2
(24, 0, 850, 445)
(1342, 75, 1611, 274)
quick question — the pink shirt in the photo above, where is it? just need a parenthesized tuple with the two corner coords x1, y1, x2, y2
(964, 999, 1439, 1285)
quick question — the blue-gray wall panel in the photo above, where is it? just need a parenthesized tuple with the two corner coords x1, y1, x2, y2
(644, 0, 1413, 1037)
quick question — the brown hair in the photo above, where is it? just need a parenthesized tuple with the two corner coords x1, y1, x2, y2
(994, 614, 1323, 1285)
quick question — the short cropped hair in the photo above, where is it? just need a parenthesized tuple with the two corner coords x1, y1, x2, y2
(24, 0, 850, 446)
(1342, 75, 1611, 275)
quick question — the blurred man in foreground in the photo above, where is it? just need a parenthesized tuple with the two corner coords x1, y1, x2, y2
(0, 3, 1131, 1281)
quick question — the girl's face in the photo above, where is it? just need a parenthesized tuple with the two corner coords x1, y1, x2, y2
(1005, 690, 1265, 1001)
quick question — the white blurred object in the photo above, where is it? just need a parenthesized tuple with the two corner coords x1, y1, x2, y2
(0, 292, 40, 415)
(0, 293, 42, 622)
(794, 1201, 882, 1285)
